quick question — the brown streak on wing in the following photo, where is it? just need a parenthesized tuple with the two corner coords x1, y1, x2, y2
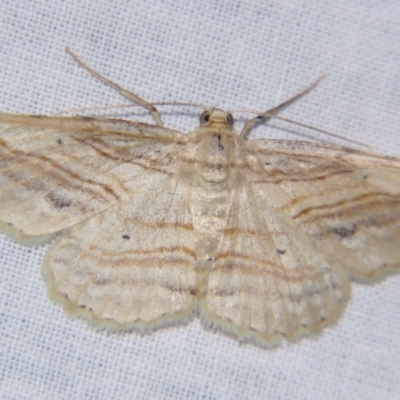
(94, 245, 196, 259)
(72, 136, 174, 176)
(121, 219, 193, 231)
(210, 262, 326, 288)
(1, 158, 116, 207)
(223, 228, 257, 236)
(1, 140, 121, 201)
(252, 168, 353, 185)
(1, 115, 178, 143)
(215, 251, 276, 269)
(279, 183, 365, 212)
(293, 191, 400, 220)
(247, 140, 400, 164)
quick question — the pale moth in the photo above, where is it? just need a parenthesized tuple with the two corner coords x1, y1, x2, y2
(1, 49, 399, 347)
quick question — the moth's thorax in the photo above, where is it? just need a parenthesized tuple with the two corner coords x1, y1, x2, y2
(189, 123, 245, 186)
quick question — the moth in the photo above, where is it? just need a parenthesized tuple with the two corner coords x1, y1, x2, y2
(1, 49, 399, 346)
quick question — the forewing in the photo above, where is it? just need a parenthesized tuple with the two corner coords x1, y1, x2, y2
(0, 114, 182, 237)
(44, 175, 197, 329)
(204, 179, 349, 344)
(246, 139, 400, 282)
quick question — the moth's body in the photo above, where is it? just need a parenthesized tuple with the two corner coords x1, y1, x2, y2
(185, 112, 279, 315)
(1, 51, 400, 346)
(183, 111, 246, 296)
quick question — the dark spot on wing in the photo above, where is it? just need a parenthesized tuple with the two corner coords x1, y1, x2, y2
(328, 224, 357, 239)
(122, 234, 130, 240)
(25, 180, 47, 192)
(46, 191, 73, 209)
(277, 249, 286, 255)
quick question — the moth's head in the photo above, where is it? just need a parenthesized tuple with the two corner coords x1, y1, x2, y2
(199, 109, 234, 128)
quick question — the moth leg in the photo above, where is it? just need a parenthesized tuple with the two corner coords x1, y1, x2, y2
(65, 47, 163, 127)
(240, 75, 325, 138)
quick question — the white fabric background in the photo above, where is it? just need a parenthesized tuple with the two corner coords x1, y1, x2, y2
(1, 1, 400, 399)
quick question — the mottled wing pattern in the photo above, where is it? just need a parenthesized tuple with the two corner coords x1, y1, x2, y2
(44, 175, 197, 328)
(246, 139, 400, 282)
(0, 114, 182, 237)
(205, 177, 349, 343)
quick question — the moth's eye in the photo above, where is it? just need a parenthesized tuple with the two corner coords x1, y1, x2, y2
(226, 113, 234, 127)
(200, 111, 211, 125)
